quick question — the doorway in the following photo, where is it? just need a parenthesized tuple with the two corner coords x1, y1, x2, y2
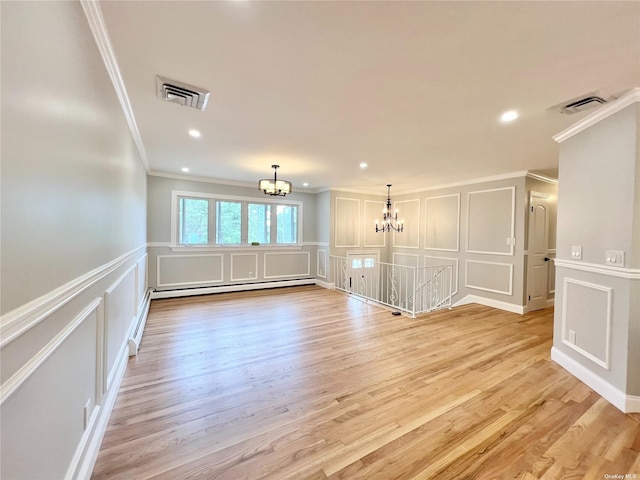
(346, 251, 380, 301)
(527, 192, 550, 311)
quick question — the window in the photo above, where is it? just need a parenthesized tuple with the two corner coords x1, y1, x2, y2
(276, 205, 297, 244)
(173, 191, 302, 247)
(248, 203, 271, 244)
(216, 201, 241, 245)
(178, 197, 209, 245)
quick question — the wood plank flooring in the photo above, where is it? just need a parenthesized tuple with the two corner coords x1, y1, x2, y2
(91, 286, 640, 479)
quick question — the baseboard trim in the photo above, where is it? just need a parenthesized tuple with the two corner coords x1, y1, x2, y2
(551, 346, 640, 413)
(315, 279, 334, 289)
(150, 278, 317, 299)
(454, 294, 524, 315)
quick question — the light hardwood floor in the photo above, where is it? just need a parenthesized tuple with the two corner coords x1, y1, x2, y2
(92, 286, 640, 479)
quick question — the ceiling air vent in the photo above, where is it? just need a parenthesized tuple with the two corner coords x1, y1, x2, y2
(560, 95, 607, 114)
(549, 91, 612, 115)
(156, 75, 210, 111)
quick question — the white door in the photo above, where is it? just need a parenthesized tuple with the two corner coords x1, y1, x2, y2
(527, 193, 550, 311)
(346, 252, 380, 301)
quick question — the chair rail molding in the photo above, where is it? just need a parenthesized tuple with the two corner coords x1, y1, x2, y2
(0, 244, 147, 347)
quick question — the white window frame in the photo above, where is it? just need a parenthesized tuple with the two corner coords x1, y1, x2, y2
(170, 190, 303, 250)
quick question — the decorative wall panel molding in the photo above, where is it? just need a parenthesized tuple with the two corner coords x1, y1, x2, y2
(156, 254, 224, 287)
(230, 253, 258, 281)
(0, 298, 101, 405)
(392, 252, 420, 267)
(466, 186, 515, 255)
(465, 260, 514, 295)
(135, 254, 148, 315)
(364, 200, 386, 247)
(104, 265, 136, 392)
(0, 244, 146, 348)
(425, 194, 460, 251)
(561, 278, 612, 370)
(317, 249, 327, 279)
(264, 252, 311, 279)
(335, 197, 360, 248)
(393, 199, 420, 249)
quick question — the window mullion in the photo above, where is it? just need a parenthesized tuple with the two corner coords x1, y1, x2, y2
(209, 199, 216, 245)
(271, 205, 277, 244)
(241, 201, 248, 244)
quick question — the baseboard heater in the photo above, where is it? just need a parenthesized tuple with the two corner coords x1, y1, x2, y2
(128, 288, 152, 356)
(149, 278, 317, 300)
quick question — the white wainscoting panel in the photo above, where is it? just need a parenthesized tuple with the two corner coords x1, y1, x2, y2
(425, 256, 459, 296)
(466, 186, 515, 255)
(264, 252, 311, 279)
(425, 193, 460, 251)
(317, 249, 327, 279)
(364, 200, 386, 247)
(0, 244, 146, 349)
(135, 254, 147, 315)
(561, 278, 612, 370)
(231, 253, 259, 281)
(0, 299, 100, 480)
(393, 199, 420, 249)
(104, 266, 136, 392)
(335, 197, 360, 248)
(465, 260, 513, 295)
(157, 254, 224, 287)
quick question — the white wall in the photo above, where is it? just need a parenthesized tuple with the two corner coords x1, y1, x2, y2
(553, 94, 640, 412)
(1, 2, 148, 478)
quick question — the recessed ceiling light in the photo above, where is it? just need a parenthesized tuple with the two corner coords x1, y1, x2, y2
(188, 129, 201, 138)
(360, 162, 368, 169)
(500, 111, 518, 123)
(302, 182, 309, 187)
(181, 167, 189, 173)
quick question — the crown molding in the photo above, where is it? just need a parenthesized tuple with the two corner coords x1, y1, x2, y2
(148, 170, 322, 194)
(526, 172, 558, 185)
(553, 87, 640, 144)
(81, 0, 149, 171)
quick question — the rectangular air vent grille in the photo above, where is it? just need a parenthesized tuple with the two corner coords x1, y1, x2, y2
(156, 76, 210, 111)
(560, 96, 607, 114)
(548, 91, 613, 115)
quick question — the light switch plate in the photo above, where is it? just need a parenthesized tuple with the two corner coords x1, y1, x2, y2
(605, 250, 624, 267)
(570, 245, 582, 260)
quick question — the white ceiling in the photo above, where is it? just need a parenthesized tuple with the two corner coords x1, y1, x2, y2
(99, 1, 640, 194)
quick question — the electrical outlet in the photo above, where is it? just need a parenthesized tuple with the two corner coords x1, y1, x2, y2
(569, 329, 576, 344)
(506, 237, 516, 246)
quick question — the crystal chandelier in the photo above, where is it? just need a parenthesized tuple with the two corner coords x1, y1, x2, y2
(376, 184, 404, 233)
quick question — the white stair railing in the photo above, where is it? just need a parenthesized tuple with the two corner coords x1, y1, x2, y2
(329, 256, 452, 317)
